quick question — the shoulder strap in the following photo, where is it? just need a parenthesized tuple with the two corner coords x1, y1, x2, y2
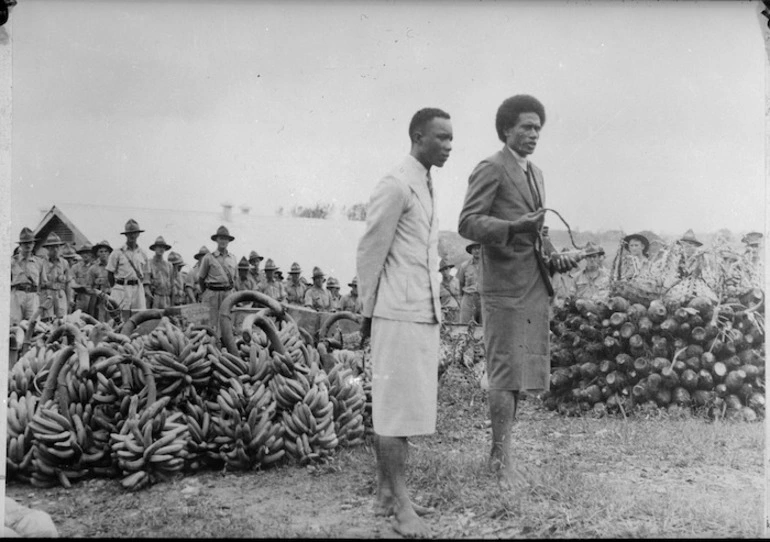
(209, 253, 234, 289)
(121, 247, 144, 280)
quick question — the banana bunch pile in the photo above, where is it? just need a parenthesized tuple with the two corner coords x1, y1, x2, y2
(9, 343, 57, 396)
(137, 318, 215, 399)
(109, 396, 189, 491)
(281, 379, 338, 465)
(277, 318, 308, 365)
(210, 377, 285, 470)
(27, 403, 90, 489)
(330, 348, 373, 434)
(6, 391, 39, 482)
(181, 388, 219, 471)
(326, 363, 367, 446)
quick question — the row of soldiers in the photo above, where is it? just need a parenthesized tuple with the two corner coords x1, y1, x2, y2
(10, 220, 363, 336)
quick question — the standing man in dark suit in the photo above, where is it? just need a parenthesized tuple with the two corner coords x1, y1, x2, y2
(458, 95, 577, 489)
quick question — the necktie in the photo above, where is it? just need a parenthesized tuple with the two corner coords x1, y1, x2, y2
(426, 172, 434, 199)
(526, 163, 542, 209)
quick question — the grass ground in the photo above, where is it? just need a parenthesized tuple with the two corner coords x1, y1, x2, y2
(5, 363, 764, 538)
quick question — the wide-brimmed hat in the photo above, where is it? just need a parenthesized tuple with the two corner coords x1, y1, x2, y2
(237, 256, 251, 270)
(248, 250, 264, 262)
(168, 251, 185, 267)
(327, 277, 340, 288)
(42, 232, 65, 247)
(583, 241, 605, 257)
(288, 262, 302, 274)
(348, 276, 358, 288)
(121, 219, 144, 235)
(211, 225, 235, 242)
(312, 266, 326, 279)
(465, 242, 481, 255)
(439, 258, 454, 271)
(62, 243, 79, 260)
(75, 242, 94, 255)
(741, 231, 763, 246)
(17, 227, 35, 245)
(92, 240, 113, 254)
(679, 229, 702, 247)
(623, 233, 650, 252)
(194, 246, 210, 261)
(263, 258, 278, 271)
(149, 236, 172, 251)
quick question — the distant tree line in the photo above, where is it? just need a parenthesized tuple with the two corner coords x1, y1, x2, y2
(276, 202, 367, 221)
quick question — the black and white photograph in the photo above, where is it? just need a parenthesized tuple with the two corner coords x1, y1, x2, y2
(1, 0, 767, 538)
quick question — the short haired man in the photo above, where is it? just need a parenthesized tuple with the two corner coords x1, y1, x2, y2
(340, 277, 363, 314)
(10, 227, 46, 325)
(458, 95, 577, 489)
(40, 232, 72, 321)
(86, 240, 114, 322)
(106, 219, 151, 322)
(357, 107, 452, 537)
(70, 243, 95, 314)
(284, 262, 307, 305)
(304, 267, 333, 311)
(258, 259, 286, 302)
(198, 225, 237, 337)
(147, 236, 173, 309)
(570, 242, 610, 301)
(456, 242, 481, 323)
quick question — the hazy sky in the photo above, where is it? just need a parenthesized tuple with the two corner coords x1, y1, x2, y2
(9, 0, 767, 239)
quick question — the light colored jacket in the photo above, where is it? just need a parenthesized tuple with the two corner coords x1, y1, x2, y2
(356, 155, 441, 323)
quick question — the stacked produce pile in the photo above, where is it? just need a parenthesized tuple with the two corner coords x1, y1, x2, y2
(6, 307, 370, 491)
(544, 289, 765, 420)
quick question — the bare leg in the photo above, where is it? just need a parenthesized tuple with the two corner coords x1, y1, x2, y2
(488, 389, 526, 489)
(374, 435, 432, 538)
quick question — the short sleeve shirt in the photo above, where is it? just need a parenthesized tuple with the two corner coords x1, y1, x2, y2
(11, 254, 46, 288)
(304, 286, 332, 311)
(107, 245, 150, 283)
(198, 250, 237, 288)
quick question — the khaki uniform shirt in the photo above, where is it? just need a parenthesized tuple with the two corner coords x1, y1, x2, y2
(259, 279, 286, 302)
(439, 277, 461, 309)
(106, 245, 150, 284)
(147, 256, 173, 296)
(285, 281, 307, 305)
(69, 260, 92, 293)
(198, 250, 237, 289)
(235, 273, 259, 292)
(571, 267, 610, 300)
(329, 292, 343, 312)
(11, 253, 46, 289)
(87, 260, 110, 293)
(304, 285, 332, 311)
(340, 293, 363, 314)
(456, 258, 480, 295)
(171, 268, 192, 305)
(41, 257, 70, 295)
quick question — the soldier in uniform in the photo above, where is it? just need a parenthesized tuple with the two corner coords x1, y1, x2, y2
(304, 266, 332, 311)
(188, 246, 210, 302)
(70, 243, 95, 314)
(40, 233, 71, 321)
(87, 240, 114, 322)
(168, 251, 195, 306)
(741, 231, 764, 290)
(340, 276, 363, 314)
(198, 225, 238, 338)
(106, 219, 151, 323)
(248, 250, 265, 288)
(235, 256, 259, 291)
(326, 277, 343, 312)
(284, 262, 307, 305)
(147, 235, 173, 309)
(570, 242, 610, 301)
(258, 259, 286, 302)
(456, 242, 482, 324)
(10, 227, 46, 325)
(438, 258, 461, 323)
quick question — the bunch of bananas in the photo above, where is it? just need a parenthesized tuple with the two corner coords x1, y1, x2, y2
(6, 391, 39, 481)
(277, 319, 306, 365)
(9, 343, 56, 396)
(181, 388, 219, 471)
(211, 377, 284, 470)
(327, 364, 367, 446)
(110, 396, 189, 491)
(27, 404, 89, 489)
(282, 381, 338, 464)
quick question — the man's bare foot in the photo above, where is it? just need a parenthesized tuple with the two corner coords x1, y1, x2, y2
(392, 506, 433, 539)
(374, 495, 435, 517)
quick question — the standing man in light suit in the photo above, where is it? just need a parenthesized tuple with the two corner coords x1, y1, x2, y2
(458, 95, 577, 489)
(357, 107, 452, 538)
